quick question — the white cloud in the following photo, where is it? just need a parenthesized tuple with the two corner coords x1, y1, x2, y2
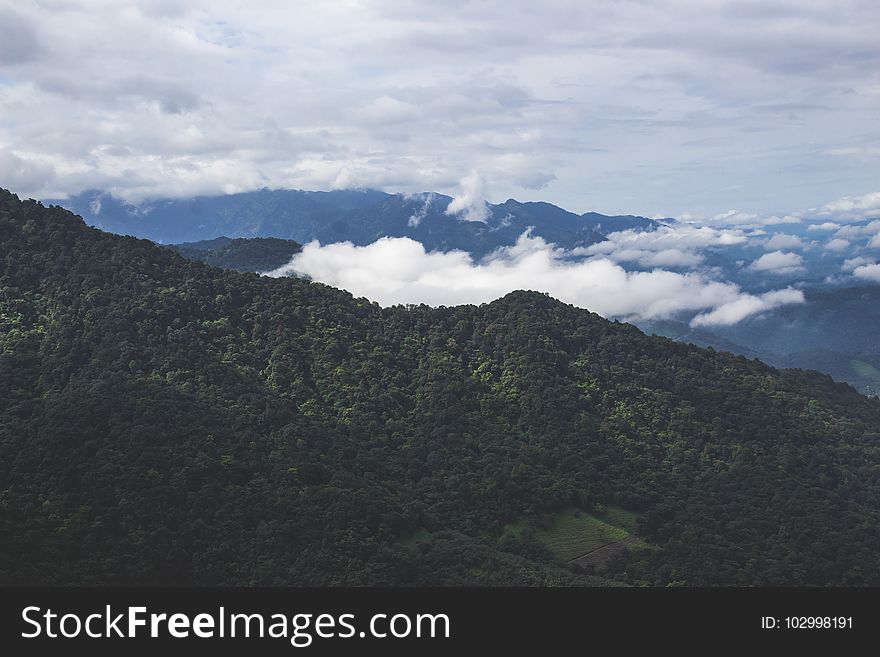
(445, 171, 490, 223)
(764, 233, 804, 250)
(0, 150, 57, 193)
(842, 256, 873, 272)
(405, 192, 436, 227)
(619, 224, 748, 249)
(358, 96, 420, 125)
(578, 246, 705, 268)
(702, 210, 802, 228)
(576, 223, 747, 268)
(89, 196, 103, 215)
(709, 210, 758, 225)
(808, 222, 841, 231)
(820, 191, 880, 220)
(825, 146, 880, 158)
(870, 233, 880, 249)
(833, 219, 880, 240)
(611, 248, 705, 268)
(690, 288, 805, 328)
(748, 250, 805, 274)
(853, 263, 880, 282)
(265, 231, 803, 324)
(825, 238, 850, 252)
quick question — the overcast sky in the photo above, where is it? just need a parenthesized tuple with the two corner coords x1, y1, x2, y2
(1, 0, 879, 219)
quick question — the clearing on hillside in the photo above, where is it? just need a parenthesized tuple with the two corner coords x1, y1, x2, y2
(504, 507, 649, 566)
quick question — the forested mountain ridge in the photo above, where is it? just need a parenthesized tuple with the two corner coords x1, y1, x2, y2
(168, 236, 302, 273)
(2, 189, 880, 586)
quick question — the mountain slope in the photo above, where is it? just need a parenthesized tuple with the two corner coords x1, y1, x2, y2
(169, 237, 302, 273)
(707, 286, 880, 357)
(2, 189, 880, 586)
(637, 287, 880, 397)
(47, 188, 658, 255)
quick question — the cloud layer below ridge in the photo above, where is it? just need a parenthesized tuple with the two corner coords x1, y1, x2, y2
(266, 232, 805, 326)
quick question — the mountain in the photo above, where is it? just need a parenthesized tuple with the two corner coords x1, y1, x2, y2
(638, 286, 880, 397)
(140, 192, 879, 397)
(708, 286, 880, 357)
(52, 188, 391, 245)
(47, 188, 659, 256)
(168, 237, 302, 273)
(3, 188, 880, 586)
(773, 350, 880, 398)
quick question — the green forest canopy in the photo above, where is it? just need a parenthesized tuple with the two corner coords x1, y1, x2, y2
(2, 189, 880, 586)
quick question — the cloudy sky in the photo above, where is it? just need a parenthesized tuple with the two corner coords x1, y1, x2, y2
(1, 0, 879, 220)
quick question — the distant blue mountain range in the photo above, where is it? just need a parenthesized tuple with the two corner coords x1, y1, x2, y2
(46, 188, 661, 256)
(637, 286, 880, 397)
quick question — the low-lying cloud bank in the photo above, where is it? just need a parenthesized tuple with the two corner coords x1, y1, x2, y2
(576, 223, 747, 269)
(854, 263, 880, 282)
(265, 232, 804, 327)
(820, 192, 880, 222)
(748, 250, 806, 275)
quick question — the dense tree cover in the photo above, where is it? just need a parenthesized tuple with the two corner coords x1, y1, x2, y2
(2, 189, 880, 586)
(772, 351, 880, 399)
(169, 237, 302, 273)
